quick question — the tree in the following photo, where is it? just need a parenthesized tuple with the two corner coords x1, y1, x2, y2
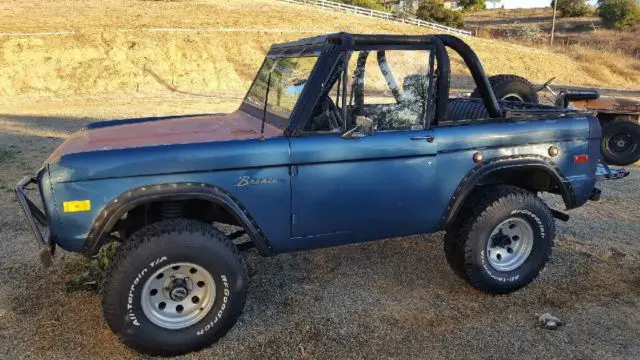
(598, 0, 640, 29)
(457, 0, 487, 11)
(550, 0, 591, 17)
(416, 0, 465, 28)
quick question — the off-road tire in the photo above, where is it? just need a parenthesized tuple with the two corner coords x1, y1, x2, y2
(471, 74, 539, 104)
(444, 186, 555, 294)
(600, 120, 640, 166)
(102, 219, 247, 356)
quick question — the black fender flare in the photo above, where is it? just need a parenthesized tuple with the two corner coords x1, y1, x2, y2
(438, 155, 576, 229)
(82, 182, 273, 256)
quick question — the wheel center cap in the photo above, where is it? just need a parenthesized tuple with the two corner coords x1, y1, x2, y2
(170, 286, 188, 301)
(168, 277, 190, 301)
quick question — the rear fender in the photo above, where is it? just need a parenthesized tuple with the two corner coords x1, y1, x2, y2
(439, 155, 575, 229)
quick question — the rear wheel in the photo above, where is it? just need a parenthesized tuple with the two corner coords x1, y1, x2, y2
(102, 219, 247, 356)
(600, 120, 640, 166)
(444, 186, 555, 294)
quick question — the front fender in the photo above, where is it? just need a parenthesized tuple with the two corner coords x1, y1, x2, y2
(82, 182, 274, 256)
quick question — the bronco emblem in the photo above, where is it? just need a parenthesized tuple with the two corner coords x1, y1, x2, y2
(235, 176, 278, 187)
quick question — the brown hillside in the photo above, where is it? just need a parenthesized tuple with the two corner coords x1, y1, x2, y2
(0, 0, 638, 99)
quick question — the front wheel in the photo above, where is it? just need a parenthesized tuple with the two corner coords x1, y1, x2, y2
(444, 186, 555, 294)
(600, 120, 640, 166)
(102, 219, 247, 356)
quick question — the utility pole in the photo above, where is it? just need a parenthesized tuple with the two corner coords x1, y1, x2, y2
(551, 0, 558, 46)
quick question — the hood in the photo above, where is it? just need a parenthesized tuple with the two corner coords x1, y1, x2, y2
(47, 110, 283, 163)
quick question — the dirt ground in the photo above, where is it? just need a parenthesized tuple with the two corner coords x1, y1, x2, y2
(0, 95, 638, 360)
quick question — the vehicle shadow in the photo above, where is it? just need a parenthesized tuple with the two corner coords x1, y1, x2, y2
(0, 114, 97, 138)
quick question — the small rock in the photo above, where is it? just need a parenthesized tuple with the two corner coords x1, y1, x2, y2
(537, 313, 563, 330)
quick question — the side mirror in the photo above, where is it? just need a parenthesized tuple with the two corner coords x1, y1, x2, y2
(341, 116, 375, 139)
(356, 116, 374, 135)
(342, 116, 373, 139)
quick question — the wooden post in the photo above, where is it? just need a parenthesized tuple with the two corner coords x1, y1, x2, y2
(551, 0, 558, 46)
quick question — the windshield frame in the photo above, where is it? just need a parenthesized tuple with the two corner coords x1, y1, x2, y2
(239, 48, 324, 132)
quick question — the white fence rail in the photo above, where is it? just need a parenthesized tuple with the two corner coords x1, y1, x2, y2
(278, 0, 473, 36)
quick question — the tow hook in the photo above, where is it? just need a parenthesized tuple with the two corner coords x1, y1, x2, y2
(550, 209, 570, 222)
(589, 187, 602, 202)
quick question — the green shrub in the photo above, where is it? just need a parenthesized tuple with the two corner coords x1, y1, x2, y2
(457, 0, 486, 11)
(65, 242, 120, 292)
(598, 0, 640, 29)
(507, 24, 543, 42)
(393, 8, 412, 19)
(551, 0, 591, 17)
(416, 0, 465, 28)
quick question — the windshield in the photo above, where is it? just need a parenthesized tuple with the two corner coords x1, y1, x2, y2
(243, 55, 319, 129)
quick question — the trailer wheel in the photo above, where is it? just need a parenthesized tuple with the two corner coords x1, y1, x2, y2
(102, 219, 247, 356)
(444, 186, 555, 294)
(601, 120, 640, 166)
(471, 74, 539, 104)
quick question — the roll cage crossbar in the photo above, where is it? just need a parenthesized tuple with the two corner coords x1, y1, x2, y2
(269, 32, 503, 132)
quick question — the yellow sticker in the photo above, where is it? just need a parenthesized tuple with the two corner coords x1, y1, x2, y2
(63, 200, 91, 213)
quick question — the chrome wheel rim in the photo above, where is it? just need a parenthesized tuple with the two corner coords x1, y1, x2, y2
(486, 218, 534, 272)
(141, 262, 216, 330)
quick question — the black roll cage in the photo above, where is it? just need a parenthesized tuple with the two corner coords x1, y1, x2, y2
(264, 32, 503, 135)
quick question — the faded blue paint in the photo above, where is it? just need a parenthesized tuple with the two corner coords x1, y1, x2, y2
(38, 110, 599, 253)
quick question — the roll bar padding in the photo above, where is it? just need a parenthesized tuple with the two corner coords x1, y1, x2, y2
(436, 35, 502, 118)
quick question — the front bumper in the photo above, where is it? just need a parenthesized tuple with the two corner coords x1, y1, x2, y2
(15, 176, 55, 266)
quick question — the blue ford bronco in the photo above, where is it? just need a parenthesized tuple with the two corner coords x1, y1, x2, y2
(16, 33, 629, 356)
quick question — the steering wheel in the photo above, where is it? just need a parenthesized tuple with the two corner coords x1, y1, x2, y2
(324, 96, 342, 129)
(307, 95, 342, 131)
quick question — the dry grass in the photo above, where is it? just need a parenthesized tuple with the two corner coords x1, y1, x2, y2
(0, 0, 638, 101)
(464, 7, 599, 28)
(556, 24, 640, 57)
(572, 47, 640, 83)
(463, 7, 640, 87)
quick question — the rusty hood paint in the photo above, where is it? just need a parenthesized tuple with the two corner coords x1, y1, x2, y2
(47, 111, 283, 163)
